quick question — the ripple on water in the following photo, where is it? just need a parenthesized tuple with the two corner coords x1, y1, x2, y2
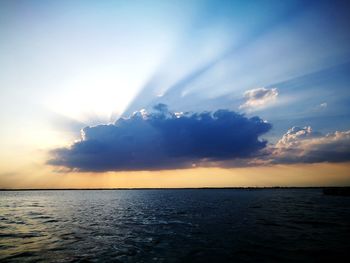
(0, 189, 350, 262)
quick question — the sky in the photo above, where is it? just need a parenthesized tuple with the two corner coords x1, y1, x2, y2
(1, 0, 350, 188)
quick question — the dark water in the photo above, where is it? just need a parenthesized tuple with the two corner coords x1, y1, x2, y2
(1, 189, 350, 262)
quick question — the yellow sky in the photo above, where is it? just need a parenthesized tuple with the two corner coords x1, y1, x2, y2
(1, 162, 349, 189)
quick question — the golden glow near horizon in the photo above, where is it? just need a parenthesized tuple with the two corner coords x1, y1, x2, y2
(1, 163, 350, 189)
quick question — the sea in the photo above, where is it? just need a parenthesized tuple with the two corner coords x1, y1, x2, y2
(1, 189, 350, 262)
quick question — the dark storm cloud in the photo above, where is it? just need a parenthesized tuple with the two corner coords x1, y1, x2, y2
(48, 104, 272, 171)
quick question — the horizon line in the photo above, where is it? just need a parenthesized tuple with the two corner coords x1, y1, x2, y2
(1, 186, 349, 191)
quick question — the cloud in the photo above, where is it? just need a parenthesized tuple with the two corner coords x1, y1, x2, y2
(271, 126, 350, 164)
(240, 87, 278, 110)
(48, 104, 272, 171)
(319, 102, 327, 108)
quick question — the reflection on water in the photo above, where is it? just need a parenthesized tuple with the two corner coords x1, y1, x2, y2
(1, 189, 350, 262)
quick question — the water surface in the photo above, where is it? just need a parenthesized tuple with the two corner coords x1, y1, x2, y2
(1, 189, 350, 262)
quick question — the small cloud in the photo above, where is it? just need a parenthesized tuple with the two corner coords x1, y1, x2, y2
(271, 126, 350, 164)
(48, 104, 272, 172)
(319, 102, 327, 108)
(311, 102, 328, 112)
(240, 87, 278, 110)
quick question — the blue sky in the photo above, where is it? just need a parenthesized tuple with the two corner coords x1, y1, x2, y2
(1, 0, 350, 187)
(121, 0, 350, 136)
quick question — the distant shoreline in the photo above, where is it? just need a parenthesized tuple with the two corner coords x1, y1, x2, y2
(1, 186, 349, 191)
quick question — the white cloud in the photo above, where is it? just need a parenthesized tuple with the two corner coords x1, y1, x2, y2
(240, 87, 278, 110)
(272, 126, 350, 163)
(319, 102, 327, 108)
